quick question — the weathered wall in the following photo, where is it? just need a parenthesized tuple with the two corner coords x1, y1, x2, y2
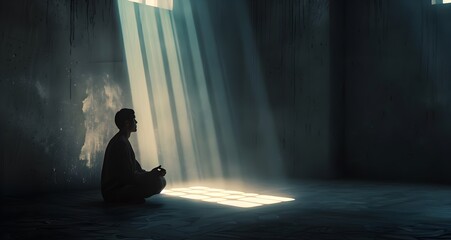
(247, 0, 339, 179)
(0, 0, 131, 195)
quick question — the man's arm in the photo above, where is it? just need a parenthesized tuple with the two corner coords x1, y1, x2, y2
(132, 164, 166, 184)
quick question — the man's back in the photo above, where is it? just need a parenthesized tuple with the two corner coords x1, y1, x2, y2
(101, 132, 135, 199)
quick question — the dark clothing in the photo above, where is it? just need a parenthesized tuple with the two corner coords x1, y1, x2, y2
(101, 132, 165, 203)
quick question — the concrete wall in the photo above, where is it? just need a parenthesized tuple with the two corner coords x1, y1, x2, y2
(345, 0, 451, 183)
(0, 0, 131, 195)
(247, 0, 339, 179)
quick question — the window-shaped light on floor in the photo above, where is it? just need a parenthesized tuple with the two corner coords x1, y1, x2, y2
(161, 186, 295, 208)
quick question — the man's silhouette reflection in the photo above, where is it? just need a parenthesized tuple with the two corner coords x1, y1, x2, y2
(101, 108, 166, 203)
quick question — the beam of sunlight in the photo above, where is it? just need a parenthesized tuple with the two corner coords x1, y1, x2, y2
(159, 9, 200, 181)
(139, 5, 181, 182)
(233, 1, 284, 178)
(190, 1, 242, 179)
(119, 0, 284, 184)
(162, 186, 295, 208)
(117, 0, 159, 170)
(179, 0, 223, 179)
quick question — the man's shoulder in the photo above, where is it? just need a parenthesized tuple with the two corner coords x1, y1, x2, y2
(108, 133, 129, 148)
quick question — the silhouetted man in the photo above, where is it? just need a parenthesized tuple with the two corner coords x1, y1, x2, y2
(101, 108, 166, 203)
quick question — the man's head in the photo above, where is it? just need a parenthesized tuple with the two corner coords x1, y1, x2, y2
(115, 108, 137, 132)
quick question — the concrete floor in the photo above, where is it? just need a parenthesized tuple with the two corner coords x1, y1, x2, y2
(2, 180, 451, 240)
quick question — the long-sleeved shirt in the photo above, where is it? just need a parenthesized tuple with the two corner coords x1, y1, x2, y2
(101, 132, 147, 199)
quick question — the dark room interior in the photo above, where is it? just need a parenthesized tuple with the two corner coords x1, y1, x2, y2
(1, 0, 451, 239)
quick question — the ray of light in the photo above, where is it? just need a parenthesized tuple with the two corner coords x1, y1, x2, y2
(159, 9, 199, 181)
(233, 1, 284, 178)
(119, 0, 285, 185)
(117, 0, 159, 169)
(190, 0, 241, 179)
(139, 5, 181, 182)
(179, 0, 223, 179)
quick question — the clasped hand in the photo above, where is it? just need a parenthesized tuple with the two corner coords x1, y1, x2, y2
(150, 165, 166, 177)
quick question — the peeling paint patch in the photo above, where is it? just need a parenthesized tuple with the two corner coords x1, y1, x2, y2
(79, 74, 122, 167)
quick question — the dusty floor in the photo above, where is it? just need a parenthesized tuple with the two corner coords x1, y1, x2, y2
(2, 180, 451, 239)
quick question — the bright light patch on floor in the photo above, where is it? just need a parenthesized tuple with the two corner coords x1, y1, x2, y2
(162, 191, 186, 196)
(204, 192, 227, 197)
(239, 197, 280, 204)
(180, 194, 210, 200)
(218, 200, 262, 208)
(161, 187, 294, 208)
(202, 197, 227, 202)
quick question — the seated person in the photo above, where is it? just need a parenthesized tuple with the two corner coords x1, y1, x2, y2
(101, 108, 166, 203)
